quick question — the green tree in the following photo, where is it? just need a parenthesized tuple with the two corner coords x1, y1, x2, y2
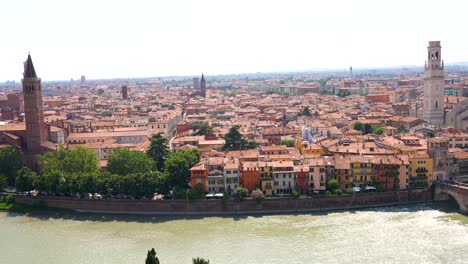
(190, 183, 205, 200)
(33, 174, 46, 193)
(300, 106, 311, 116)
(147, 133, 169, 172)
(63, 146, 100, 174)
(222, 125, 244, 151)
(0, 146, 22, 186)
(281, 139, 295, 147)
(38, 146, 100, 175)
(43, 169, 66, 195)
(15, 167, 38, 194)
(244, 140, 261, 150)
(107, 148, 155, 175)
(193, 257, 210, 264)
(232, 186, 249, 202)
(0, 175, 7, 191)
(164, 149, 200, 189)
(327, 179, 339, 192)
(140, 171, 168, 197)
(145, 248, 160, 264)
(191, 122, 214, 136)
(80, 173, 100, 194)
(353, 121, 363, 132)
(363, 124, 373, 135)
(222, 126, 260, 151)
(292, 190, 300, 198)
(374, 127, 384, 135)
(372, 179, 385, 192)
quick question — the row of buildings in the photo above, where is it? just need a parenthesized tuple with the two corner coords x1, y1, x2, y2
(189, 133, 468, 195)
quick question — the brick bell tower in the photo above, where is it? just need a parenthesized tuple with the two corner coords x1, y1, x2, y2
(22, 53, 46, 155)
(200, 73, 206, 98)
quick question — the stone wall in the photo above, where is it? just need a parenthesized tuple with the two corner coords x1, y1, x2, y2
(15, 190, 432, 215)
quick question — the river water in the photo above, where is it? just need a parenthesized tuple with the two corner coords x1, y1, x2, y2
(0, 204, 467, 264)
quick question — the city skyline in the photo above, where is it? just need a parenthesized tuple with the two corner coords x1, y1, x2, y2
(2, 0, 468, 81)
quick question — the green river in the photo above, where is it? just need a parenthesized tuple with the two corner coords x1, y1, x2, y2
(0, 204, 467, 264)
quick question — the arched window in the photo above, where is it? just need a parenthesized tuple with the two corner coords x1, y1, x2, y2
(435, 101, 438, 108)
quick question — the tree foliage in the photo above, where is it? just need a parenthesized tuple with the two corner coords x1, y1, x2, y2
(0, 175, 7, 191)
(15, 167, 38, 193)
(147, 133, 169, 172)
(145, 248, 160, 264)
(374, 127, 384, 135)
(222, 126, 259, 151)
(281, 139, 295, 147)
(31, 171, 166, 198)
(299, 106, 311, 116)
(193, 257, 210, 264)
(353, 121, 363, 132)
(222, 125, 244, 151)
(188, 183, 205, 200)
(232, 186, 249, 201)
(327, 179, 339, 192)
(0, 146, 22, 186)
(107, 148, 155, 175)
(42, 169, 67, 195)
(352, 121, 373, 135)
(38, 146, 100, 175)
(244, 140, 261, 149)
(164, 149, 200, 189)
(363, 124, 373, 135)
(191, 122, 214, 136)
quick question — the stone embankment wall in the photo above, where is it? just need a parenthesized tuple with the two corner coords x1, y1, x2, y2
(15, 190, 431, 215)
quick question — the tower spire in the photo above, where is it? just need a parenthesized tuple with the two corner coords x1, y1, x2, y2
(24, 54, 37, 78)
(200, 73, 206, 97)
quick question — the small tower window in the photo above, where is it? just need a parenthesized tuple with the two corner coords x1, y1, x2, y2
(435, 101, 438, 108)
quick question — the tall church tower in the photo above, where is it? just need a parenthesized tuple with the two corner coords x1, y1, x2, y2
(122, 85, 128, 100)
(423, 41, 445, 125)
(200, 74, 206, 97)
(22, 54, 46, 154)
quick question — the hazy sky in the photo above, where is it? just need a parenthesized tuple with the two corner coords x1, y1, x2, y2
(1, 0, 467, 81)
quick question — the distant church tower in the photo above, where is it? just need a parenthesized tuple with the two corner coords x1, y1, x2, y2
(122, 85, 128, 100)
(423, 41, 445, 125)
(22, 54, 46, 154)
(200, 74, 206, 97)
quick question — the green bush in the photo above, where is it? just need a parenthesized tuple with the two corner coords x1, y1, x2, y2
(222, 192, 228, 209)
(5, 194, 14, 204)
(327, 179, 339, 192)
(172, 187, 187, 199)
(334, 189, 343, 195)
(232, 186, 248, 202)
(292, 190, 300, 198)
